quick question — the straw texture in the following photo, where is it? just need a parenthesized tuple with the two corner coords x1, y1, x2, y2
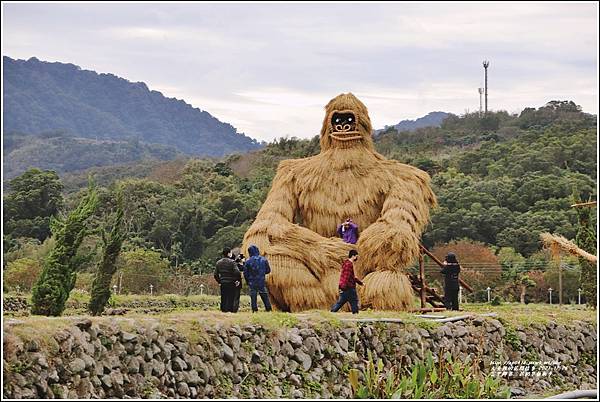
(540, 232, 597, 263)
(243, 93, 437, 311)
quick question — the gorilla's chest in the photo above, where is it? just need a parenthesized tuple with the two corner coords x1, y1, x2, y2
(294, 165, 388, 237)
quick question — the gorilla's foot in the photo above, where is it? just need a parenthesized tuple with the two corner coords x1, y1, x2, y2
(359, 270, 414, 311)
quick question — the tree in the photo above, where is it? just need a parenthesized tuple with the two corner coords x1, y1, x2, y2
(89, 191, 126, 315)
(527, 270, 549, 303)
(203, 224, 250, 262)
(4, 258, 42, 292)
(430, 240, 502, 291)
(117, 249, 170, 294)
(543, 260, 581, 304)
(30, 180, 98, 316)
(480, 114, 500, 132)
(3, 168, 64, 242)
(516, 273, 536, 304)
(573, 194, 597, 307)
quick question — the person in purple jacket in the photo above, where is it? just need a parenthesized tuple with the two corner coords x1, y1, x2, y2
(337, 218, 359, 244)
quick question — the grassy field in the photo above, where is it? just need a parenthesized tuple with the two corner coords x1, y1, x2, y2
(4, 291, 596, 330)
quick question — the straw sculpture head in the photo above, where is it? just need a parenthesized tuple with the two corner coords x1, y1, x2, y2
(319, 93, 375, 152)
(243, 93, 437, 312)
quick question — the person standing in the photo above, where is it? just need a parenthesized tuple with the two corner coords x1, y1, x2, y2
(244, 245, 272, 312)
(337, 218, 359, 244)
(441, 252, 461, 311)
(331, 249, 363, 314)
(214, 248, 242, 312)
(232, 252, 245, 313)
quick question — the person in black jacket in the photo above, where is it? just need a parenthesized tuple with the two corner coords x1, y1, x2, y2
(441, 252, 461, 311)
(231, 252, 245, 313)
(214, 248, 242, 312)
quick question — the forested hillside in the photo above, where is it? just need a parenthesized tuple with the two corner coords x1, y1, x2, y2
(3, 56, 262, 158)
(3, 100, 596, 302)
(3, 131, 182, 180)
(378, 111, 450, 133)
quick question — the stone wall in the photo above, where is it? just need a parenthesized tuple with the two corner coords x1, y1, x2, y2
(3, 295, 233, 316)
(2, 316, 597, 399)
(3, 296, 28, 313)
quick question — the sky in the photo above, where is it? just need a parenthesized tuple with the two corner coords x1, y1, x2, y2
(2, 2, 598, 142)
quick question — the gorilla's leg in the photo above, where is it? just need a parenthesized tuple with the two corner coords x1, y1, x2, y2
(265, 254, 330, 312)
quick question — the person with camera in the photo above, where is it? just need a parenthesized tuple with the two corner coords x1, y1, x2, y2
(441, 252, 461, 311)
(214, 247, 243, 313)
(232, 252, 245, 313)
(337, 217, 359, 244)
(331, 249, 363, 314)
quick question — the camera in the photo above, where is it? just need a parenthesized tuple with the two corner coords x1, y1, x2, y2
(235, 253, 245, 263)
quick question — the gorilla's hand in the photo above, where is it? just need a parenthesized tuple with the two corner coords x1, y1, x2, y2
(356, 221, 420, 277)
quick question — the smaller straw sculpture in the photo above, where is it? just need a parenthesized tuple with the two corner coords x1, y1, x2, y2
(540, 232, 597, 263)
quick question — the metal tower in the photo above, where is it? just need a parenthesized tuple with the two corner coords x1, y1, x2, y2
(478, 87, 483, 116)
(483, 60, 489, 113)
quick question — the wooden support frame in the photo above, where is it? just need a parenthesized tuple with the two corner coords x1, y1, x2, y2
(419, 253, 426, 308)
(419, 244, 474, 293)
(409, 307, 447, 313)
(570, 201, 597, 208)
(408, 243, 475, 312)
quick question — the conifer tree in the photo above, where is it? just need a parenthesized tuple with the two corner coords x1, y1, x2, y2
(89, 191, 125, 315)
(31, 180, 98, 316)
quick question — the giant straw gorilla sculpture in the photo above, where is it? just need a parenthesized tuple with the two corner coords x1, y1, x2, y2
(243, 93, 437, 311)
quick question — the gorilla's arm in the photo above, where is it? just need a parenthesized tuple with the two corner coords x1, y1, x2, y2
(243, 160, 351, 277)
(356, 165, 437, 274)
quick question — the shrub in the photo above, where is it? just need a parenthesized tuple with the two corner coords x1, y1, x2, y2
(74, 272, 94, 292)
(160, 265, 211, 295)
(3, 237, 56, 265)
(348, 349, 510, 399)
(4, 258, 42, 291)
(430, 240, 502, 290)
(117, 248, 169, 294)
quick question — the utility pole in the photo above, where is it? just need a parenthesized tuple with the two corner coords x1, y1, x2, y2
(478, 87, 484, 117)
(483, 60, 490, 114)
(559, 262, 563, 306)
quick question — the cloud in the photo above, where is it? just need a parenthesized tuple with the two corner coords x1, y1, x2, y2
(2, 2, 597, 142)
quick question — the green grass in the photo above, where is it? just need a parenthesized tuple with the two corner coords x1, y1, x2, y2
(462, 302, 596, 326)
(7, 291, 595, 328)
(4, 298, 594, 354)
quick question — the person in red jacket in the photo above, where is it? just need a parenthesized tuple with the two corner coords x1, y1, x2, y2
(330, 249, 364, 314)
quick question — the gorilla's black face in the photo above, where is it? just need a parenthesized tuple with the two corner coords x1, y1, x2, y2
(331, 112, 357, 133)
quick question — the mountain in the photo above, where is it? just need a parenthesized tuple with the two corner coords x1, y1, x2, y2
(3, 56, 262, 157)
(379, 111, 451, 133)
(3, 131, 183, 181)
